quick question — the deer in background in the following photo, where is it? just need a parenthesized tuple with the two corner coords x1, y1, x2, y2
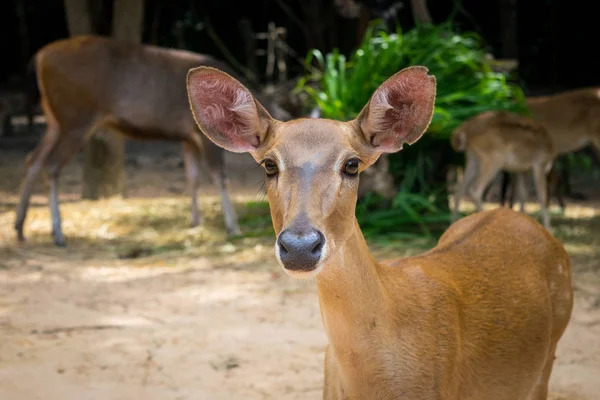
(187, 66, 573, 399)
(451, 110, 556, 229)
(497, 87, 600, 208)
(15, 35, 291, 246)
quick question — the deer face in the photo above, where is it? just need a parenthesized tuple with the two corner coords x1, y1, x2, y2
(187, 67, 436, 278)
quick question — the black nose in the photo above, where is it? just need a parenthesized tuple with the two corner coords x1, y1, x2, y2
(277, 228, 324, 271)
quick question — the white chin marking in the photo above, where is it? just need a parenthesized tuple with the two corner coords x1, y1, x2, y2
(283, 263, 324, 280)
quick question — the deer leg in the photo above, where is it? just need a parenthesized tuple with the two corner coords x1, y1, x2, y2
(15, 127, 59, 242)
(469, 159, 502, 213)
(481, 176, 494, 203)
(453, 154, 478, 222)
(532, 164, 550, 229)
(546, 166, 565, 211)
(182, 141, 202, 227)
(47, 166, 65, 246)
(202, 137, 241, 236)
(499, 171, 511, 207)
(556, 188, 566, 212)
(45, 127, 92, 246)
(216, 171, 241, 236)
(514, 172, 528, 213)
(15, 161, 43, 242)
(508, 174, 519, 210)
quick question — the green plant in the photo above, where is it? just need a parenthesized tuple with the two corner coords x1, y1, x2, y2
(296, 21, 528, 138)
(356, 153, 452, 239)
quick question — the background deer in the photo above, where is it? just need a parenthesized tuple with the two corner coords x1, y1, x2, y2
(528, 87, 600, 162)
(497, 87, 600, 208)
(451, 110, 556, 229)
(15, 35, 291, 246)
(187, 66, 573, 399)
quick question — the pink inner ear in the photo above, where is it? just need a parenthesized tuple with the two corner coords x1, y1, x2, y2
(189, 70, 261, 151)
(367, 68, 435, 151)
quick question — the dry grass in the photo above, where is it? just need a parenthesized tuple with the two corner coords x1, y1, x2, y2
(2, 193, 599, 273)
(0, 195, 277, 268)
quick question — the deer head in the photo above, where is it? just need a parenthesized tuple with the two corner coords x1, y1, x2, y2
(187, 66, 436, 278)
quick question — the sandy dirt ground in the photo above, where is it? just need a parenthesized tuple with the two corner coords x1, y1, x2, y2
(1, 133, 600, 400)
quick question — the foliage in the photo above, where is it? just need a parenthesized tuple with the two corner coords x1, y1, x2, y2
(295, 21, 528, 138)
(356, 152, 451, 240)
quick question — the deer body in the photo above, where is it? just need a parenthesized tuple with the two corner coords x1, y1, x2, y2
(527, 88, 600, 156)
(186, 66, 573, 399)
(497, 87, 600, 208)
(450, 111, 555, 228)
(15, 35, 291, 246)
(320, 209, 572, 399)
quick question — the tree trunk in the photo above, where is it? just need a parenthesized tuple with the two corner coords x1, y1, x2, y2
(410, 0, 432, 25)
(81, 0, 144, 200)
(112, 0, 144, 41)
(357, 4, 370, 44)
(15, 0, 30, 74)
(239, 19, 259, 81)
(64, 0, 93, 35)
(500, 0, 519, 58)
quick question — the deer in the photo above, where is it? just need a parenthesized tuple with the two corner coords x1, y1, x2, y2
(14, 35, 291, 246)
(186, 66, 573, 399)
(496, 87, 600, 208)
(450, 110, 556, 229)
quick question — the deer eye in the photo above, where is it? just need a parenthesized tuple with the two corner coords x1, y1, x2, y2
(263, 159, 279, 177)
(343, 159, 360, 176)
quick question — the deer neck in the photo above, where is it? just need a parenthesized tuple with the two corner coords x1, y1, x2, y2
(315, 218, 390, 348)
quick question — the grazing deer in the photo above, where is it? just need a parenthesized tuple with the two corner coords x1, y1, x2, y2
(14, 35, 291, 246)
(451, 110, 556, 229)
(187, 66, 573, 399)
(497, 87, 600, 207)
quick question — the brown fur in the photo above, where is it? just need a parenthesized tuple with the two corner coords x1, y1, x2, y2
(186, 66, 573, 399)
(527, 87, 600, 157)
(451, 110, 556, 229)
(14, 35, 291, 246)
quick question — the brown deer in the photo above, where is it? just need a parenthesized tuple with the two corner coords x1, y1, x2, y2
(450, 110, 556, 229)
(528, 87, 600, 160)
(187, 66, 573, 399)
(14, 35, 291, 246)
(497, 87, 600, 207)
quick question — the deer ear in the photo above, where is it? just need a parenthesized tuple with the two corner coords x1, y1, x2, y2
(357, 66, 436, 153)
(187, 67, 273, 153)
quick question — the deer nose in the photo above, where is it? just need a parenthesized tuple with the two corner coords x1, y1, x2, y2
(277, 228, 324, 271)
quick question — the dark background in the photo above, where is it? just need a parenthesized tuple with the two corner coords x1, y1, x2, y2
(0, 0, 595, 94)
